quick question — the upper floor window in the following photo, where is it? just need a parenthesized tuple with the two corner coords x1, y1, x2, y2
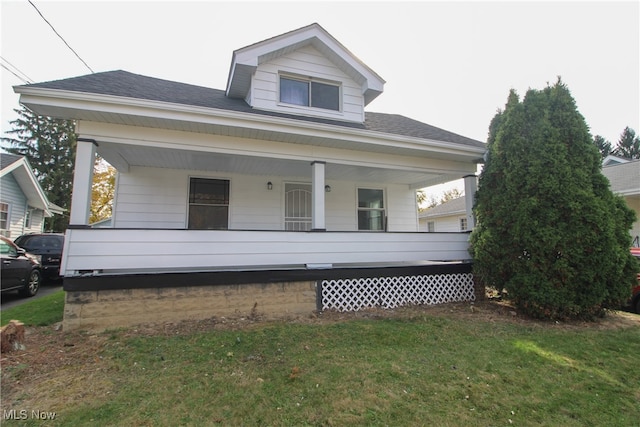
(280, 75, 340, 111)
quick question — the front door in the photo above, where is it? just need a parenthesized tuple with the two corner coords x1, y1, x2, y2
(285, 183, 312, 231)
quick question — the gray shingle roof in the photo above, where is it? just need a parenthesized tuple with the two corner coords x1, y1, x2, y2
(20, 70, 485, 148)
(0, 153, 22, 170)
(602, 159, 640, 196)
(420, 196, 466, 218)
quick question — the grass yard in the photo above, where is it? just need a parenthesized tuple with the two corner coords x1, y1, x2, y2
(0, 290, 65, 327)
(1, 301, 639, 426)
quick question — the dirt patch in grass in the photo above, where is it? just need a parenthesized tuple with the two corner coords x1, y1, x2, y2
(2, 300, 638, 413)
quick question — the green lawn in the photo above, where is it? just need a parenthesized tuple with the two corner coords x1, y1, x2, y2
(1, 290, 64, 326)
(3, 302, 638, 426)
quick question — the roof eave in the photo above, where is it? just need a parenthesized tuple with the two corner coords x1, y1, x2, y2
(17, 87, 485, 162)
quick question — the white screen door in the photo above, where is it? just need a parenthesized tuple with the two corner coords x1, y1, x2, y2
(285, 183, 312, 231)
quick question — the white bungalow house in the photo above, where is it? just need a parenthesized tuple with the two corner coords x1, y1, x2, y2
(14, 24, 486, 330)
(602, 158, 640, 246)
(0, 153, 63, 238)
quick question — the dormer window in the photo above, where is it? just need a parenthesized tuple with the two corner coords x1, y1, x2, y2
(279, 75, 340, 111)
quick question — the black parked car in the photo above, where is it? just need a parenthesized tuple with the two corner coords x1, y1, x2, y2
(1, 236, 41, 297)
(13, 233, 64, 281)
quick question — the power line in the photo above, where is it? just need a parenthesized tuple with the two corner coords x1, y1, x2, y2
(0, 56, 33, 83)
(27, 0, 94, 74)
(1, 63, 31, 84)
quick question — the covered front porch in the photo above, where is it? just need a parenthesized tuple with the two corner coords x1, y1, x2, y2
(62, 118, 481, 277)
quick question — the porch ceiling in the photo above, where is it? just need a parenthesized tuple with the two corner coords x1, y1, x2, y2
(97, 141, 461, 188)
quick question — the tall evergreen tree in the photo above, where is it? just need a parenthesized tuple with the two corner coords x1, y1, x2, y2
(612, 126, 640, 159)
(592, 135, 611, 159)
(2, 106, 77, 231)
(470, 79, 637, 320)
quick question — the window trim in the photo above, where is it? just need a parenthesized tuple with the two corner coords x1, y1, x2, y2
(278, 73, 341, 112)
(356, 187, 386, 232)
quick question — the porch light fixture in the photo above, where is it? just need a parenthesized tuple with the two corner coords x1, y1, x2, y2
(325, 185, 331, 192)
(267, 182, 273, 190)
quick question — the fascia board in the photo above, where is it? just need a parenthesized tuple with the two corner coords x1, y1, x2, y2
(0, 158, 23, 177)
(17, 87, 485, 159)
(420, 209, 466, 219)
(618, 188, 640, 196)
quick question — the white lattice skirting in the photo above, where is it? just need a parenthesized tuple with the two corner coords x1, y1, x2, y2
(321, 273, 475, 312)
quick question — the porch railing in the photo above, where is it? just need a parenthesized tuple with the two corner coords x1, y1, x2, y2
(61, 228, 471, 276)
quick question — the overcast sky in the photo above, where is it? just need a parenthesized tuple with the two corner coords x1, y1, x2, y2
(1, 1, 639, 173)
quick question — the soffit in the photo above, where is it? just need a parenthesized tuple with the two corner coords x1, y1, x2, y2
(97, 141, 463, 188)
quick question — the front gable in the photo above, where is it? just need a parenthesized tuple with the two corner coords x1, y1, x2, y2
(226, 23, 385, 123)
(0, 154, 55, 236)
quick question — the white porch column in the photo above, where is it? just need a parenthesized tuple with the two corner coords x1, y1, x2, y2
(463, 174, 477, 230)
(311, 161, 326, 231)
(69, 138, 96, 226)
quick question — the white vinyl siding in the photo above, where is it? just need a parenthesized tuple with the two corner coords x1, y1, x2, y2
(0, 173, 45, 237)
(421, 215, 467, 233)
(112, 167, 420, 232)
(250, 45, 365, 122)
(386, 185, 420, 232)
(62, 228, 472, 276)
(114, 167, 188, 228)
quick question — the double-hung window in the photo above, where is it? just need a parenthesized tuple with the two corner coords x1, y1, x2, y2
(188, 178, 229, 230)
(357, 188, 385, 231)
(280, 75, 340, 111)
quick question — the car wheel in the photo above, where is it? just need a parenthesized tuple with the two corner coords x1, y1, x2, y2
(19, 270, 41, 297)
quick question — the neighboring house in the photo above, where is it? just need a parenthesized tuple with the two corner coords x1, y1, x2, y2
(14, 23, 486, 330)
(419, 196, 469, 232)
(0, 153, 63, 238)
(602, 154, 630, 167)
(602, 158, 640, 246)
